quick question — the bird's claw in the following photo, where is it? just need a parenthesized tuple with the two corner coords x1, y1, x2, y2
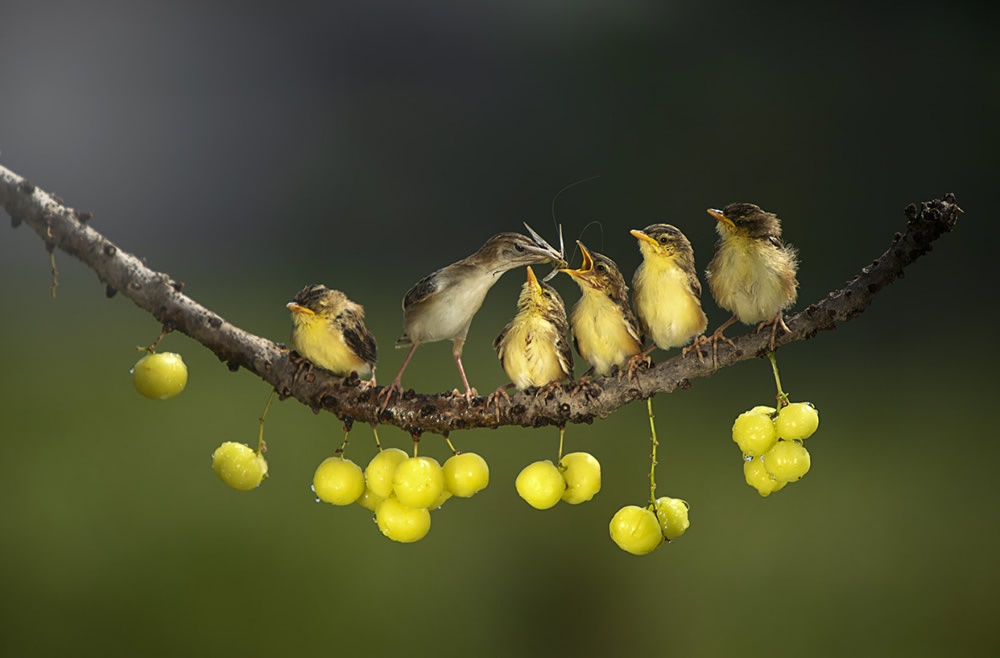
(625, 354, 653, 382)
(757, 312, 791, 351)
(682, 335, 709, 364)
(487, 388, 512, 421)
(571, 377, 602, 399)
(378, 382, 402, 413)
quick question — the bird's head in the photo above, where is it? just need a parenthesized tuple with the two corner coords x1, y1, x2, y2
(630, 224, 695, 262)
(707, 203, 781, 239)
(475, 232, 566, 275)
(287, 284, 347, 320)
(560, 240, 628, 295)
(517, 266, 566, 317)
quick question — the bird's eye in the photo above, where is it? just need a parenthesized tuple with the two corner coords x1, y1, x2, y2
(596, 264, 606, 273)
(542, 291, 551, 298)
(735, 219, 747, 227)
(513, 243, 525, 253)
(658, 236, 668, 244)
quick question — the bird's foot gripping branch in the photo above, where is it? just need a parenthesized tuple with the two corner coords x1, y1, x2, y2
(0, 162, 960, 552)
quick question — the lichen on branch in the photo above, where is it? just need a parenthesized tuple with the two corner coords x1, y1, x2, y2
(0, 163, 961, 435)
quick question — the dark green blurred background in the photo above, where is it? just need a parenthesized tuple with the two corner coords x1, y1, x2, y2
(2, 1, 997, 656)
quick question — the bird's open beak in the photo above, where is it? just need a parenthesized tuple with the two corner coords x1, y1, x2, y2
(707, 208, 735, 228)
(559, 240, 595, 279)
(286, 302, 315, 316)
(526, 266, 543, 294)
(630, 228, 659, 247)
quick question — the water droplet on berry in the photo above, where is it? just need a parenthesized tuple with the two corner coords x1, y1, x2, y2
(314, 497, 322, 503)
(743, 454, 754, 462)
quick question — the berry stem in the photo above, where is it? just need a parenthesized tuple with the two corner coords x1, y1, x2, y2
(767, 352, 790, 408)
(445, 436, 459, 455)
(334, 429, 350, 459)
(411, 434, 420, 457)
(257, 390, 276, 454)
(371, 425, 383, 452)
(647, 397, 659, 507)
(557, 426, 565, 463)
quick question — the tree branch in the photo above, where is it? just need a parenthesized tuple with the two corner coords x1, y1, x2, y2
(0, 163, 961, 435)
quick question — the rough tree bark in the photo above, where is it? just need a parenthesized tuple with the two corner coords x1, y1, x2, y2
(0, 163, 961, 436)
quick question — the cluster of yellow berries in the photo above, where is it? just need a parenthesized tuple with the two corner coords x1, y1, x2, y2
(609, 497, 690, 555)
(311, 448, 489, 543)
(515, 452, 602, 509)
(733, 402, 819, 496)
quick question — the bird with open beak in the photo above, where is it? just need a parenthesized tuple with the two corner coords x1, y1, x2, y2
(490, 266, 573, 409)
(560, 240, 643, 379)
(705, 202, 799, 359)
(381, 230, 565, 407)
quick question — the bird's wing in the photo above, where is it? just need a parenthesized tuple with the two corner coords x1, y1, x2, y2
(610, 287, 645, 345)
(493, 321, 512, 366)
(556, 333, 574, 379)
(337, 308, 378, 366)
(550, 311, 574, 378)
(402, 269, 443, 308)
(686, 269, 703, 301)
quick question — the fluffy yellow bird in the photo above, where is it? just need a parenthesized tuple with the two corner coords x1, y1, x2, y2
(560, 240, 643, 378)
(630, 224, 708, 362)
(382, 231, 564, 406)
(287, 284, 377, 386)
(705, 202, 799, 356)
(490, 266, 573, 405)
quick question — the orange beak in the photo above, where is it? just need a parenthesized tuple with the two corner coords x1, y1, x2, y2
(707, 208, 735, 228)
(630, 228, 659, 247)
(286, 302, 315, 316)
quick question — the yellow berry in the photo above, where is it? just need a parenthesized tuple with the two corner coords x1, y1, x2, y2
(376, 496, 431, 543)
(515, 460, 566, 510)
(364, 448, 409, 498)
(132, 352, 188, 400)
(762, 441, 811, 482)
(654, 497, 690, 540)
(212, 441, 267, 491)
(559, 452, 601, 504)
(356, 487, 385, 512)
(747, 405, 776, 416)
(775, 402, 820, 440)
(443, 452, 490, 497)
(609, 505, 663, 555)
(313, 457, 365, 505)
(392, 456, 445, 509)
(743, 457, 787, 496)
(430, 487, 452, 509)
(732, 412, 778, 457)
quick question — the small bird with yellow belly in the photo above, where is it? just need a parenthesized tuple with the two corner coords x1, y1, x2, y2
(489, 266, 573, 409)
(705, 203, 798, 358)
(560, 240, 643, 379)
(287, 284, 378, 387)
(630, 224, 709, 365)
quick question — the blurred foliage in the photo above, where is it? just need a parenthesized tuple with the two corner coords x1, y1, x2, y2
(1, 1, 998, 656)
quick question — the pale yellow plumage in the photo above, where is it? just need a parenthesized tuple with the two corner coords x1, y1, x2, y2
(630, 225, 708, 352)
(287, 284, 377, 383)
(494, 267, 573, 390)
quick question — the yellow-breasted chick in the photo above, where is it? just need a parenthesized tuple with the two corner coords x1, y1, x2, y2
(705, 203, 798, 355)
(287, 284, 377, 387)
(490, 266, 573, 407)
(630, 224, 709, 363)
(560, 240, 643, 378)
(382, 232, 564, 406)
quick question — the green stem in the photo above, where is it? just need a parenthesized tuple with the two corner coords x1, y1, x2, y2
(767, 352, 790, 408)
(334, 429, 350, 459)
(371, 425, 382, 452)
(647, 397, 658, 507)
(445, 436, 459, 455)
(257, 390, 276, 454)
(557, 426, 565, 463)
